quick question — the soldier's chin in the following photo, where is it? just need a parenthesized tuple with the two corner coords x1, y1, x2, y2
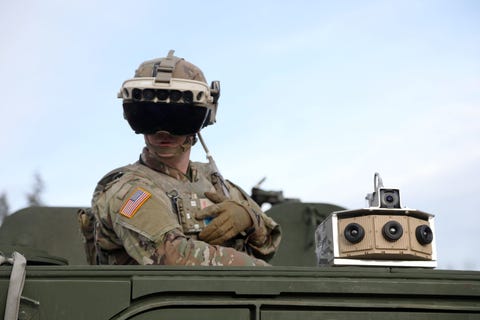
(152, 145, 183, 158)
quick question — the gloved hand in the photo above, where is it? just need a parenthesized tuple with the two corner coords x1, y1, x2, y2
(195, 192, 253, 245)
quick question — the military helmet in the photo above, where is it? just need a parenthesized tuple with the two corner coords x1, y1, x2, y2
(118, 50, 220, 135)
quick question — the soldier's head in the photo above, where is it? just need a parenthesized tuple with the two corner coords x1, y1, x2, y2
(118, 50, 220, 157)
(119, 50, 220, 136)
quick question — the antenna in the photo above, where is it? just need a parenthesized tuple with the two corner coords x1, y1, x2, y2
(197, 132, 230, 197)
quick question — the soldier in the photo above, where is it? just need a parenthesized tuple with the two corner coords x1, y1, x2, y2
(89, 50, 281, 266)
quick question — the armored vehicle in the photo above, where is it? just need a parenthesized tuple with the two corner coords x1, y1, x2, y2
(0, 175, 479, 319)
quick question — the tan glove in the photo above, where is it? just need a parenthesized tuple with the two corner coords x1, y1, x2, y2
(195, 192, 253, 245)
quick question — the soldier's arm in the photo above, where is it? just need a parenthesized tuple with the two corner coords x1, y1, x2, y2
(106, 182, 269, 266)
(243, 201, 282, 261)
(160, 229, 268, 266)
(116, 225, 269, 266)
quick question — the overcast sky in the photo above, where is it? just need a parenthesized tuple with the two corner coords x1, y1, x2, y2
(1, 0, 479, 270)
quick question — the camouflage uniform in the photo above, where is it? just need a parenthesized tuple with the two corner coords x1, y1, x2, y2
(91, 148, 281, 266)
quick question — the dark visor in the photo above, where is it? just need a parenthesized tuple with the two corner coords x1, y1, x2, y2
(123, 102, 209, 135)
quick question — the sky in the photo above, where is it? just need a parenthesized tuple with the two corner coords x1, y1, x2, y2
(0, 0, 479, 270)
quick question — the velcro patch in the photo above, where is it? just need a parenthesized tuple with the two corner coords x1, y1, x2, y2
(120, 187, 151, 218)
(199, 198, 214, 209)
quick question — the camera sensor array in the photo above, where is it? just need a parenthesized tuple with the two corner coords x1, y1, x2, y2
(337, 209, 434, 260)
(315, 173, 437, 268)
(316, 208, 436, 268)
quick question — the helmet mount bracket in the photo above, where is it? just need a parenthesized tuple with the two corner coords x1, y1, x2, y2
(153, 50, 182, 84)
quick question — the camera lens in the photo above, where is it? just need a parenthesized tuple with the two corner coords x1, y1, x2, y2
(170, 90, 182, 102)
(380, 190, 400, 208)
(156, 89, 169, 100)
(344, 223, 365, 244)
(416, 224, 433, 245)
(132, 88, 142, 101)
(142, 89, 155, 101)
(382, 220, 403, 241)
(182, 90, 193, 103)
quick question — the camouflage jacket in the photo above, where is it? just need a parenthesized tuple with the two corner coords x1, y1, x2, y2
(90, 155, 281, 266)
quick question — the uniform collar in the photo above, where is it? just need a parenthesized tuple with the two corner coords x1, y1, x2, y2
(140, 147, 198, 182)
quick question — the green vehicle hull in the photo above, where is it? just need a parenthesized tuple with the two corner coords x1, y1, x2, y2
(1, 204, 479, 319)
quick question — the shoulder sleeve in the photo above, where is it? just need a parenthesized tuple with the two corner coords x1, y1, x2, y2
(104, 175, 182, 263)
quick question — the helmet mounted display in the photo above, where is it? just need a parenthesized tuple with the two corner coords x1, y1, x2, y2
(118, 50, 220, 135)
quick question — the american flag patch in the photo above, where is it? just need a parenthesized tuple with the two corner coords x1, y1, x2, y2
(120, 188, 151, 218)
